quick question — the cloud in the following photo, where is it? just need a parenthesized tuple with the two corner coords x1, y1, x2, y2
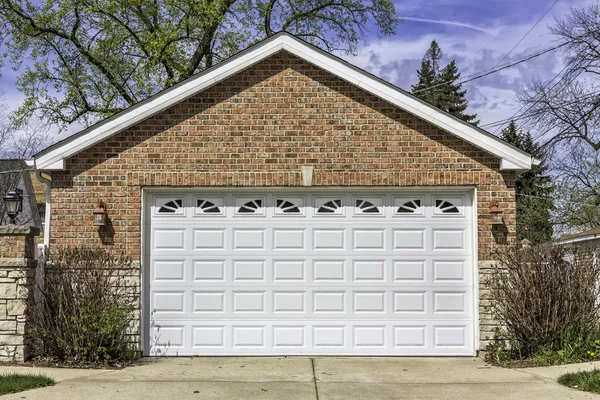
(397, 17, 499, 35)
(349, 0, 587, 133)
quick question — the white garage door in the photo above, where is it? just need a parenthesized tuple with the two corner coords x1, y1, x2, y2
(146, 191, 475, 356)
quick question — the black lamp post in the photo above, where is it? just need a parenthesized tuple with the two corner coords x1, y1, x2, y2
(3, 188, 23, 225)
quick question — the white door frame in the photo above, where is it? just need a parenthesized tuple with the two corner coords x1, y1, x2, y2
(140, 186, 479, 356)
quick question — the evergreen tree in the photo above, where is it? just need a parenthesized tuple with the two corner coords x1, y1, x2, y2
(411, 40, 442, 106)
(411, 41, 478, 125)
(438, 61, 479, 125)
(501, 121, 554, 244)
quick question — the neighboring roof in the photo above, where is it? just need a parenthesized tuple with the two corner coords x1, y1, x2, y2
(557, 228, 600, 244)
(0, 159, 42, 229)
(34, 32, 536, 172)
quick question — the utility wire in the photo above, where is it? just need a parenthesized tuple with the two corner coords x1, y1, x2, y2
(481, 89, 600, 130)
(485, 30, 599, 134)
(539, 98, 600, 149)
(412, 41, 571, 95)
(466, 0, 561, 94)
(490, 59, 581, 135)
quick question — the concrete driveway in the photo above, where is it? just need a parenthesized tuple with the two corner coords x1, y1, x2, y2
(1, 357, 598, 399)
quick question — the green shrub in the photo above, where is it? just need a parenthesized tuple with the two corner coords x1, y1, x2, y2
(486, 243, 600, 360)
(28, 246, 137, 364)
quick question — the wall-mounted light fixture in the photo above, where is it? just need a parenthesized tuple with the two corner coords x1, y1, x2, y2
(490, 199, 503, 225)
(3, 188, 23, 224)
(93, 201, 107, 227)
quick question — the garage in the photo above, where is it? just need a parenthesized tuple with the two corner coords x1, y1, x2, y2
(145, 190, 476, 356)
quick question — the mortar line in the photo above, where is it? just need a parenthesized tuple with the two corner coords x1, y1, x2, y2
(311, 358, 320, 400)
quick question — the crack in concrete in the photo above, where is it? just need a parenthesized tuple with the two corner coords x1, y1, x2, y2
(311, 358, 320, 400)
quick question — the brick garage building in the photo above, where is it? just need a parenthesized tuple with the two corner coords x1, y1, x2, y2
(32, 33, 535, 357)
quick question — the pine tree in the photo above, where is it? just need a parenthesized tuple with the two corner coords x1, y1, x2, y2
(438, 61, 479, 125)
(411, 41, 478, 125)
(501, 121, 554, 244)
(411, 40, 442, 106)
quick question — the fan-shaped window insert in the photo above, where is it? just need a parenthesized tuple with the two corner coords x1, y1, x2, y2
(397, 199, 421, 214)
(276, 199, 300, 214)
(317, 199, 342, 214)
(196, 199, 221, 214)
(238, 199, 263, 214)
(436, 199, 459, 214)
(355, 199, 380, 214)
(158, 199, 183, 213)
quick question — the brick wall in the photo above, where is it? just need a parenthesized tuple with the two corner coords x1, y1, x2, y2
(47, 51, 517, 351)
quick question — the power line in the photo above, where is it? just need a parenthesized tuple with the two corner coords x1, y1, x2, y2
(490, 60, 580, 135)
(517, 193, 554, 200)
(481, 90, 600, 130)
(412, 41, 570, 96)
(539, 98, 600, 149)
(466, 0, 561, 94)
(486, 29, 600, 134)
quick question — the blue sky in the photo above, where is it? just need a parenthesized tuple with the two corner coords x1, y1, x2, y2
(0, 0, 593, 144)
(348, 0, 592, 132)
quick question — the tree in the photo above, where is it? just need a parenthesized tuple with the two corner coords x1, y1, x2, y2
(501, 121, 554, 244)
(519, 4, 600, 151)
(0, 93, 49, 159)
(411, 40, 442, 106)
(411, 41, 478, 125)
(438, 61, 479, 125)
(553, 145, 600, 234)
(516, 4, 600, 234)
(0, 0, 399, 130)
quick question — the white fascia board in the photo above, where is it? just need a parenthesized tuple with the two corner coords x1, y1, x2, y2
(35, 33, 533, 171)
(40, 159, 65, 170)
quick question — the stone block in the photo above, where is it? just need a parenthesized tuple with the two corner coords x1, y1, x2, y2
(0, 335, 24, 346)
(0, 283, 17, 299)
(0, 321, 17, 332)
(6, 300, 25, 316)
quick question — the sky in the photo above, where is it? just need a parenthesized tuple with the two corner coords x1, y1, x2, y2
(0, 0, 594, 146)
(348, 0, 592, 133)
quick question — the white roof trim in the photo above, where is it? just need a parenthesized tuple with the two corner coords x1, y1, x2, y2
(556, 234, 600, 245)
(35, 33, 534, 171)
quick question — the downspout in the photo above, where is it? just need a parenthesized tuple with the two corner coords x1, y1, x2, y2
(34, 168, 52, 248)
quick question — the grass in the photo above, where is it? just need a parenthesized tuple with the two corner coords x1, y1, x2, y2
(0, 373, 55, 395)
(558, 369, 600, 393)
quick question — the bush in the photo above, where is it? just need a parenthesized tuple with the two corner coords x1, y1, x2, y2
(28, 246, 137, 364)
(487, 243, 600, 360)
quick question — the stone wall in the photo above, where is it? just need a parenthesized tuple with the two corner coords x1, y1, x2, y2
(478, 260, 500, 349)
(0, 226, 39, 361)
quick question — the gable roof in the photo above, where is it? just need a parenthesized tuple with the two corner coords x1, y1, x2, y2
(34, 32, 536, 171)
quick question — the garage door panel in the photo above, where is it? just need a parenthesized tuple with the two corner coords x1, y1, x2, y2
(149, 321, 474, 355)
(193, 260, 226, 281)
(148, 191, 475, 356)
(193, 228, 226, 250)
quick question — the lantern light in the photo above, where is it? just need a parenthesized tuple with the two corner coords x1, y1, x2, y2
(490, 199, 503, 225)
(3, 188, 23, 225)
(93, 201, 107, 227)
